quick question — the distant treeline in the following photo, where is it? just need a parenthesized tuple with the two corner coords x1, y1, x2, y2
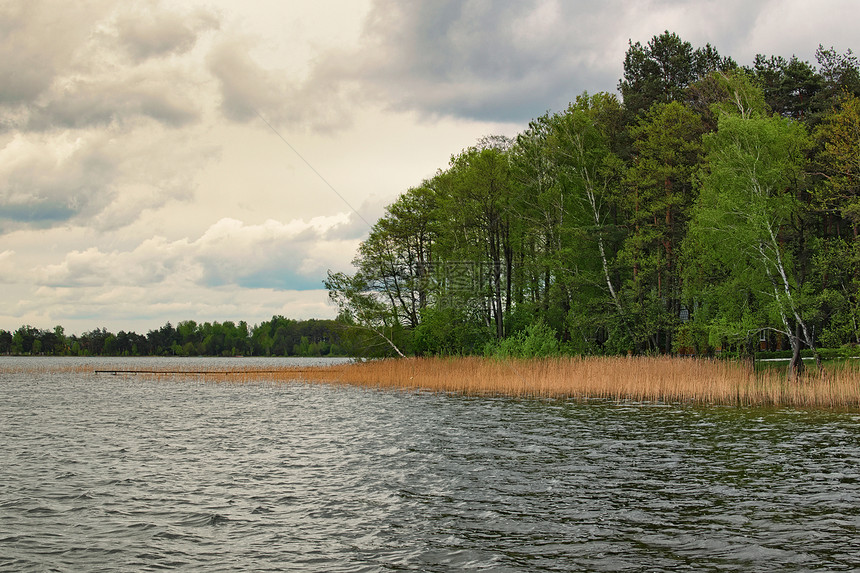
(0, 316, 352, 357)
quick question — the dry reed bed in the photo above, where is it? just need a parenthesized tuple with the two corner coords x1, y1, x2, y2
(229, 356, 859, 408)
(3, 356, 857, 407)
(0, 363, 94, 375)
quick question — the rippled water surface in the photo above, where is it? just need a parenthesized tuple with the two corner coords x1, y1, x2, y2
(2, 357, 860, 571)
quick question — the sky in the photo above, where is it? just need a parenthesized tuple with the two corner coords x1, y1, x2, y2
(2, 0, 859, 335)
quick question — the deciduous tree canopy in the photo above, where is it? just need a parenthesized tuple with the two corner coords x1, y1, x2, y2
(327, 32, 860, 377)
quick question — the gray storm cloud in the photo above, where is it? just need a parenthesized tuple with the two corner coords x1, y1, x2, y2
(313, 0, 773, 122)
(116, 6, 220, 62)
(206, 35, 355, 132)
(0, 1, 101, 106)
(206, 37, 288, 123)
(0, 1, 220, 231)
(0, 1, 218, 132)
(315, 0, 627, 121)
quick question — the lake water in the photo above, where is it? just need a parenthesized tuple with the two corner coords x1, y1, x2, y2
(2, 356, 859, 571)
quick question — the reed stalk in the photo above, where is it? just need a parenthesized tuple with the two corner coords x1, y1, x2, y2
(4, 356, 857, 408)
(216, 356, 859, 408)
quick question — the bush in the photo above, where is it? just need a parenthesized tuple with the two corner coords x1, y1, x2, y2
(489, 319, 560, 358)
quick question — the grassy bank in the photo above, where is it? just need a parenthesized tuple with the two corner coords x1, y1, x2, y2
(228, 356, 859, 408)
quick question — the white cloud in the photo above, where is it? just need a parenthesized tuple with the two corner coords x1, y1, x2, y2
(0, 249, 16, 278)
(192, 215, 357, 288)
(33, 214, 358, 290)
(0, 0, 112, 106)
(0, 124, 216, 232)
(3, 282, 335, 334)
(312, 0, 632, 121)
(0, 1, 220, 132)
(114, 3, 220, 62)
(0, 213, 358, 332)
(206, 34, 355, 132)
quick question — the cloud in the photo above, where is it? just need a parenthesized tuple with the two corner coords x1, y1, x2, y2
(5, 281, 336, 334)
(311, 0, 627, 122)
(0, 1, 218, 132)
(0, 127, 214, 232)
(0, 131, 113, 229)
(193, 215, 356, 289)
(206, 36, 288, 123)
(26, 69, 203, 131)
(115, 4, 219, 62)
(0, 213, 357, 331)
(0, 1, 108, 106)
(307, 0, 786, 123)
(0, 249, 16, 278)
(34, 215, 359, 291)
(207, 35, 353, 132)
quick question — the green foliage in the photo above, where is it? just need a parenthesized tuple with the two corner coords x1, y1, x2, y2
(487, 319, 560, 359)
(619, 31, 735, 117)
(412, 306, 492, 356)
(814, 92, 860, 226)
(619, 100, 706, 352)
(0, 316, 347, 357)
(752, 54, 823, 120)
(686, 107, 820, 376)
(324, 34, 860, 361)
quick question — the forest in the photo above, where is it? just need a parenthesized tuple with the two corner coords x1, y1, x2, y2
(326, 31, 860, 377)
(0, 317, 350, 357)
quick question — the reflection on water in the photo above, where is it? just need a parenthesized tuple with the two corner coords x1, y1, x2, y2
(1, 357, 859, 572)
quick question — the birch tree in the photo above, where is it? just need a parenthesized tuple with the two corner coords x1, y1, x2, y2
(691, 112, 816, 378)
(546, 93, 630, 350)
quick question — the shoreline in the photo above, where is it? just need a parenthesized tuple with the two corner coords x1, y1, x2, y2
(5, 355, 858, 409)
(75, 355, 860, 409)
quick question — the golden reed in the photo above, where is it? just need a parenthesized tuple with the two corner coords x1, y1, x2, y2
(3, 357, 857, 407)
(216, 356, 858, 408)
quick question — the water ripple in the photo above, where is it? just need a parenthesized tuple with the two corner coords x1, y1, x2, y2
(1, 357, 859, 571)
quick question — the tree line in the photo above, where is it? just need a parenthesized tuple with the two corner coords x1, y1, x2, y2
(326, 32, 860, 378)
(0, 317, 353, 357)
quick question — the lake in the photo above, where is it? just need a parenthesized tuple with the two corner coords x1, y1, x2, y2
(1, 356, 859, 571)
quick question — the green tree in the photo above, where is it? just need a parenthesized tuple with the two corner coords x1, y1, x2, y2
(811, 92, 860, 346)
(324, 270, 408, 357)
(545, 93, 630, 350)
(508, 113, 565, 318)
(689, 112, 815, 377)
(752, 54, 822, 120)
(814, 46, 860, 109)
(176, 320, 201, 354)
(815, 92, 860, 231)
(619, 31, 734, 117)
(12, 326, 39, 354)
(436, 138, 515, 339)
(621, 101, 706, 352)
(0, 330, 12, 354)
(810, 237, 860, 346)
(351, 186, 437, 330)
